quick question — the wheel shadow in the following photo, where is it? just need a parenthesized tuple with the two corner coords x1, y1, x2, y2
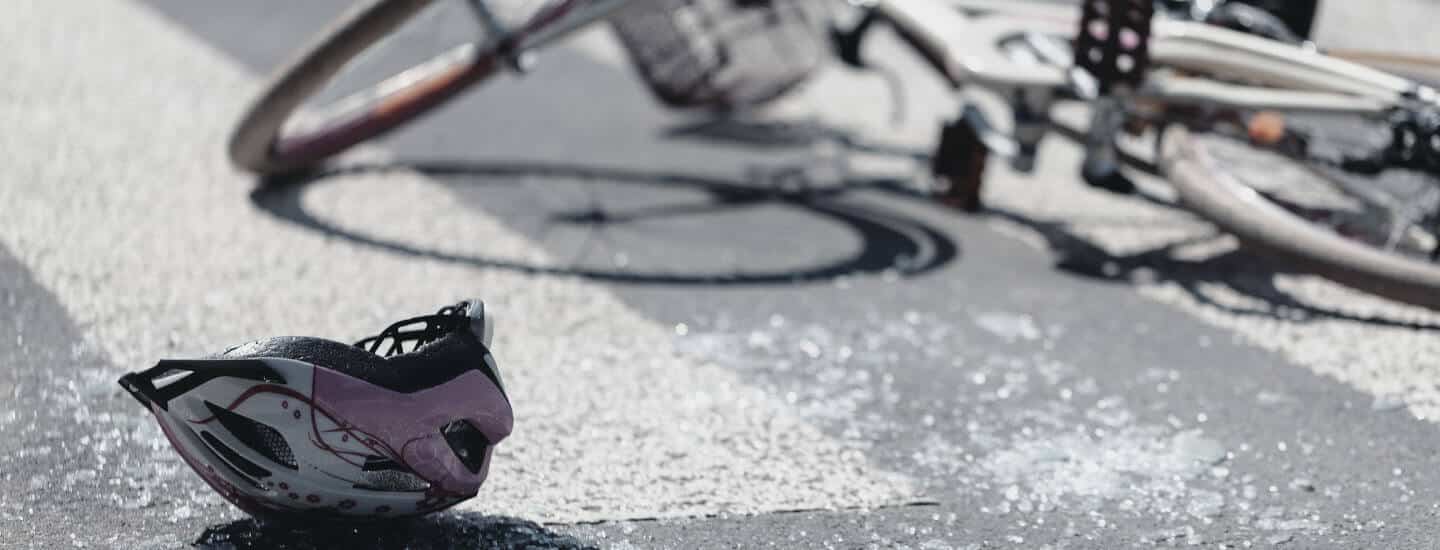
(983, 206, 1440, 330)
(250, 160, 959, 286)
(662, 117, 931, 161)
(194, 513, 594, 550)
(666, 115, 1440, 326)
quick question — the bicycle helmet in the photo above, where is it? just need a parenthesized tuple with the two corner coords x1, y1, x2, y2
(118, 300, 511, 521)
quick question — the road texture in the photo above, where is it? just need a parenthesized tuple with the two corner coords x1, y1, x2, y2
(2, 0, 1440, 548)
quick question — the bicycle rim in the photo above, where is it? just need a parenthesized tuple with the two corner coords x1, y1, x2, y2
(1163, 120, 1440, 310)
(230, 0, 579, 174)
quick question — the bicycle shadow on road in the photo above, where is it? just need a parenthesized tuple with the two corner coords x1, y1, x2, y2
(194, 513, 595, 550)
(664, 115, 1440, 328)
(250, 160, 958, 286)
(661, 117, 931, 161)
(985, 206, 1440, 331)
(988, 118, 1440, 329)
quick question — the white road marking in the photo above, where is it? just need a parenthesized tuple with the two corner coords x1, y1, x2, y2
(0, 0, 915, 522)
(787, 8, 1440, 422)
(987, 104, 1440, 421)
(5, 0, 1439, 528)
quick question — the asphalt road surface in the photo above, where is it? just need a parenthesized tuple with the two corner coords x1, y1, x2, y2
(4, 1, 1440, 548)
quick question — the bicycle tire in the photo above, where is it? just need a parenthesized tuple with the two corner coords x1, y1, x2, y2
(1162, 126, 1440, 310)
(229, 0, 533, 175)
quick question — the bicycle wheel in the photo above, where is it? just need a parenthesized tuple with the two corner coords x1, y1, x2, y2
(1162, 122, 1440, 310)
(229, 0, 579, 175)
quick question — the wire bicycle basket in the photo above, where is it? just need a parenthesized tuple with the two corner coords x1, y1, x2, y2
(609, 0, 830, 110)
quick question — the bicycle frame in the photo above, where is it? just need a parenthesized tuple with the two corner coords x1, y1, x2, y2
(849, 0, 1438, 175)
(852, 0, 1440, 309)
(873, 0, 1425, 115)
(508, 0, 1420, 119)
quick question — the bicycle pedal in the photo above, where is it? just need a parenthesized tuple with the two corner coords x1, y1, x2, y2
(1074, 0, 1153, 94)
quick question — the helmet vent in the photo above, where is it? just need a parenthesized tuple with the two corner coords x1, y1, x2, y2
(441, 420, 491, 474)
(199, 430, 272, 481)
(151, 370, 192, 389)
(354, 455, 429, 491)
(356, 470, 430, 492)
(362, 455, 405, 472)
(204, 401, 297, 470)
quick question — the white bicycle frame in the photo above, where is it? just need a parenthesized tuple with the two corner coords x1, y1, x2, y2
(507, 0, 1421, 115)
(481, 0, 1431, 163)
(874, 0, 1426, 115)
(346, 0, 1440, 308)
(851, 0, 1438, 175)
(860, 0, 1440, 310)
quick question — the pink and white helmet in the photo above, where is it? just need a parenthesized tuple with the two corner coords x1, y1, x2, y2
(119, 300, 511, 520)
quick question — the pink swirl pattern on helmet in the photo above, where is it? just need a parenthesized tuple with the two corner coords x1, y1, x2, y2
(312, 368, 512, 496)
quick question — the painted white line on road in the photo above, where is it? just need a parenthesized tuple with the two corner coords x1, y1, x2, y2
(0, 0, 915, 522)
(794, 16, 1440, 422)
(989, 103, 1440, 420)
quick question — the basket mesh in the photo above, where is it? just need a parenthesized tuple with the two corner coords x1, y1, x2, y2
(610, 0, 829, 109)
